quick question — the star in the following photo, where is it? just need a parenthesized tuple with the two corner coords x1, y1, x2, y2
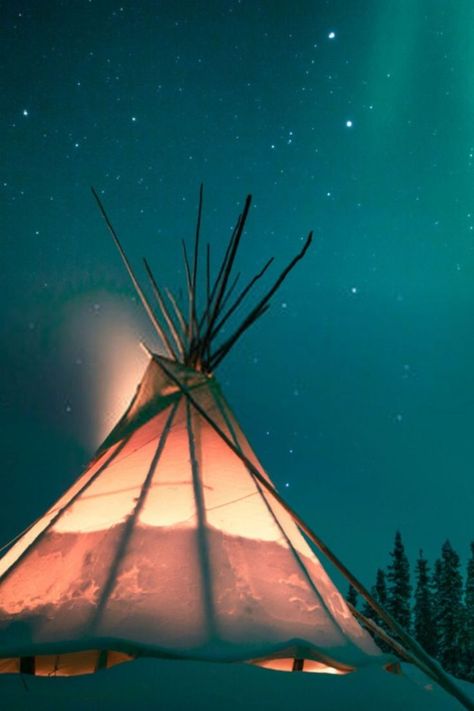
(22, 109, 29, 116)
(328, 31, 336, 39)
(346, 120, 353, 128)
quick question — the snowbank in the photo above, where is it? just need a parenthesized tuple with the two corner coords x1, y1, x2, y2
(1, 659, 473, 710)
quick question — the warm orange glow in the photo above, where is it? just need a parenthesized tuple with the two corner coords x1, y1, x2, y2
(60, 294, 153, 446)
(0, 650, 135, 677)
(139, 403, 197, 527)
(251, 658, 351, 674)
(88, 319, 150, 446)
(198, 405, 282, 540)
(0, 443, 121, 578)
(35, 651, 101, 676)
(55, 436, 157, 533)
(0, 658, 19, 674)
(0, 359, 382, 676)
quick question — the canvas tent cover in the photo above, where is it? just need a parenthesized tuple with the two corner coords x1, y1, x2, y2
(0, 356, 381, 676)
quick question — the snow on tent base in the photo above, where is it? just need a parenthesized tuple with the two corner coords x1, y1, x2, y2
(0, 653, 354, 678)
(0, 655, 350, 678)
(0, 357, 382, 677)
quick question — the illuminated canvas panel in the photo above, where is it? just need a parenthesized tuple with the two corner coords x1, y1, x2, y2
(0, 442, 122, 579)
(212, 389, 378, 653)
(138, 400, 197, 527)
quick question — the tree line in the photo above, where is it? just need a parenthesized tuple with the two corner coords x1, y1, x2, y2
(346, 532, 474, 682)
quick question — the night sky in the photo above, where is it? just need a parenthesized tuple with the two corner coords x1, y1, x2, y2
(1, 0, 473, 604)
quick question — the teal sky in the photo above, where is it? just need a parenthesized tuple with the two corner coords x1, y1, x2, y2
(1, 0, 473, 595)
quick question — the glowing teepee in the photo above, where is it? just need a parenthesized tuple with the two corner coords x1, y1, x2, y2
(0, 188, 383, 677)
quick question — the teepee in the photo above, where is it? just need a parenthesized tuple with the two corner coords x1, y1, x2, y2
(0, 188, 472, 710)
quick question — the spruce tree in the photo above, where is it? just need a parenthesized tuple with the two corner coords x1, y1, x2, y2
(373, 568, 392, 653)
(360, 569, 391, 652)
(435, 540, 464, 676)
(431, 557, 443, 661)
(361, 586, 377, 622)
(346, 584, 358, 609)
(387, 531, 411, 632)
(361, 570, 386, 622)
(375, 568, 388, 607)
(414, 550, 436, 656)
(463, 542, 474, 681)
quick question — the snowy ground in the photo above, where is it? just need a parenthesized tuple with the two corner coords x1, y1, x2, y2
(1, 660, 473, 710)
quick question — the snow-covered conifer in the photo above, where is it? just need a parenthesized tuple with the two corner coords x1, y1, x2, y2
(387, 531, 411, 632)
(413, 550, 436, 656)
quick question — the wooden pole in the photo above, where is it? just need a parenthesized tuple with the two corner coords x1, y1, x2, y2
(198, 196, 252, 362)
(209, 231, 312, 369)
(198, 215, 241, 334)
(210, 303, 271, 371)
(347, 603, 435, 678)
(219, 272, 241, 313)
(190, 183, 204, 332)
(165, 288, 188, 346)
(152, 355, 474, 711)
(91, 187, 174, 359)
(143, 258, 184, 359)
(195, 210, 245, 357)
(205, 243, 211, 365)
(210, 257, 274, 339)
(181, 239, 195, 354)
